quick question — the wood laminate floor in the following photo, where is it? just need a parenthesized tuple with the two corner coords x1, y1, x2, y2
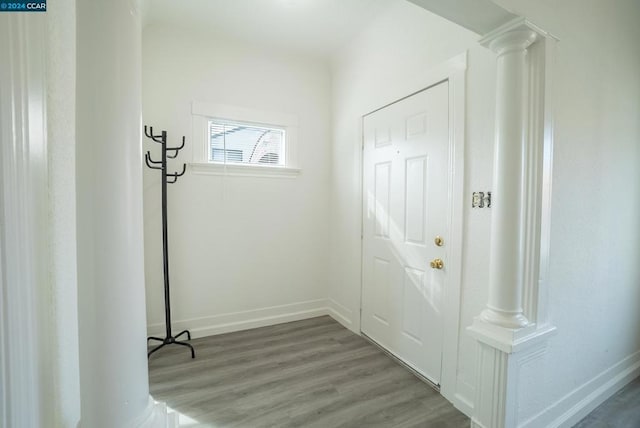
(148, 316, 469, 428)
(574, 376, 640, 428)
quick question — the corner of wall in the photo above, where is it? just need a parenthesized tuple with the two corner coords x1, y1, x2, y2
(327, 298, 356, 333)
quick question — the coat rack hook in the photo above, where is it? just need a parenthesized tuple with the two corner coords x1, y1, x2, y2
(167, 136, 185, 153)
(167, 163, 187, 179)
(175, 163, 187, 177)
(144, 125, 166, 144)
(144, 153, 163, 170)
(144, 125, 167, 144)
(146, 151, 162, 164)
(150, 135, 165, 144)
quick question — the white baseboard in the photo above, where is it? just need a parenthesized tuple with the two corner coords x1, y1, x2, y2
(327, 298, 354, 330)
(520, 350, 640, 428)
(147, 299, 328, 339)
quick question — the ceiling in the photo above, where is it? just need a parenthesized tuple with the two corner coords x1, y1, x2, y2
(142, 0, 390, 58)
(407, 0, 515, 35)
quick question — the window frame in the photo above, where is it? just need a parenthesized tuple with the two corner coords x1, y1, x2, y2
(191, 102, 300, 178)
(207, 118, 286, 166)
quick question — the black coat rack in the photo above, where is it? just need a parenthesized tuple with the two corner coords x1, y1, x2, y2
(144, 125, 195, 359)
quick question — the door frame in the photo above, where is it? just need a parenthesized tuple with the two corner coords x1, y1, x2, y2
(358, 52, 467, 406)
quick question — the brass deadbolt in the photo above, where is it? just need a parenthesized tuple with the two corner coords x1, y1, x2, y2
(430, 258, 444, 269)
(434, 236, 444, 247)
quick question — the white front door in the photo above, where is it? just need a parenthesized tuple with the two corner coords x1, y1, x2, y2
(361, 81, 449, 385)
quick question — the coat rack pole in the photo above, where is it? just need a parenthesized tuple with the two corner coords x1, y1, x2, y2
(160, 131, 173, 340)
(145, 126, 194, 359)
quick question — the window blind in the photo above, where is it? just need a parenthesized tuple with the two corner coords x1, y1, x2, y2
(209, 120, 285, 166)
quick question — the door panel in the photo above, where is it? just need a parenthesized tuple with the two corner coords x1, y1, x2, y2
(405, 156, 428, 245)
(374, 162, 391, 238)
(361, 81, 449, 385)
(401, 266, 426, 344)
(372, 257, 391, 326)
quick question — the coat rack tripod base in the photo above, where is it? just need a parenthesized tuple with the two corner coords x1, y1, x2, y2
(147, 330, 194, 358)
(144, 125, 195, 360)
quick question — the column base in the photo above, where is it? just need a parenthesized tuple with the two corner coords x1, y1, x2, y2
(480, 307, 529, 329)
(467, 318, 557, 428)
(468, 316, 555, 353)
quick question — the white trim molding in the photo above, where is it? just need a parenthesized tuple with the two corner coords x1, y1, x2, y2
(190, 162, 300, 178)
(147, 299, 329, 339)
(468, 17, 558, 428)
(439, 60, 468, 412)
(471, 343, 513, 428)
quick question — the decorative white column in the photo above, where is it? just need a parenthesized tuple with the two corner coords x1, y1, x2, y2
(468, 18, 557, 428)
(76, 0, 175, 427)
(480, 28, 537, 329)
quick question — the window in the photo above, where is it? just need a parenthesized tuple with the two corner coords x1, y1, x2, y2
(208, 120, 285, 167)
(191, 102, 300, 178)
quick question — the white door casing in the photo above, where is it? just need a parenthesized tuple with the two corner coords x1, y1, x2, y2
(361, 81, 450, 385)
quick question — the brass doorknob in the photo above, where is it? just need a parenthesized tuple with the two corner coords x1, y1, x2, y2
(430, 258, 444, 269)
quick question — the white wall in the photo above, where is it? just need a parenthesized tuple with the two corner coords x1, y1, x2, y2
(327, 0, 497, 411)
(142, 25, 332, 337)
(488, 0, 640, 425)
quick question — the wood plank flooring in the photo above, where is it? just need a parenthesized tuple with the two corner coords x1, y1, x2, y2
(574, 376, 640, 428)
(148, 316, 469, 427)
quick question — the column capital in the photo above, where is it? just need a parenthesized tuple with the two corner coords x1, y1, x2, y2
(488, 30, 537, 56)
(479, 17, 551, 53)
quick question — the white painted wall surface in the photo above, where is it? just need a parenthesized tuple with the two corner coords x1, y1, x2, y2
(327, 0, 497, 411)
(485, 0, 640, 425)
(142, 26, 332, 337)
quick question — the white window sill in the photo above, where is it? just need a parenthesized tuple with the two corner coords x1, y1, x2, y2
(190, 162, 301, 178)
